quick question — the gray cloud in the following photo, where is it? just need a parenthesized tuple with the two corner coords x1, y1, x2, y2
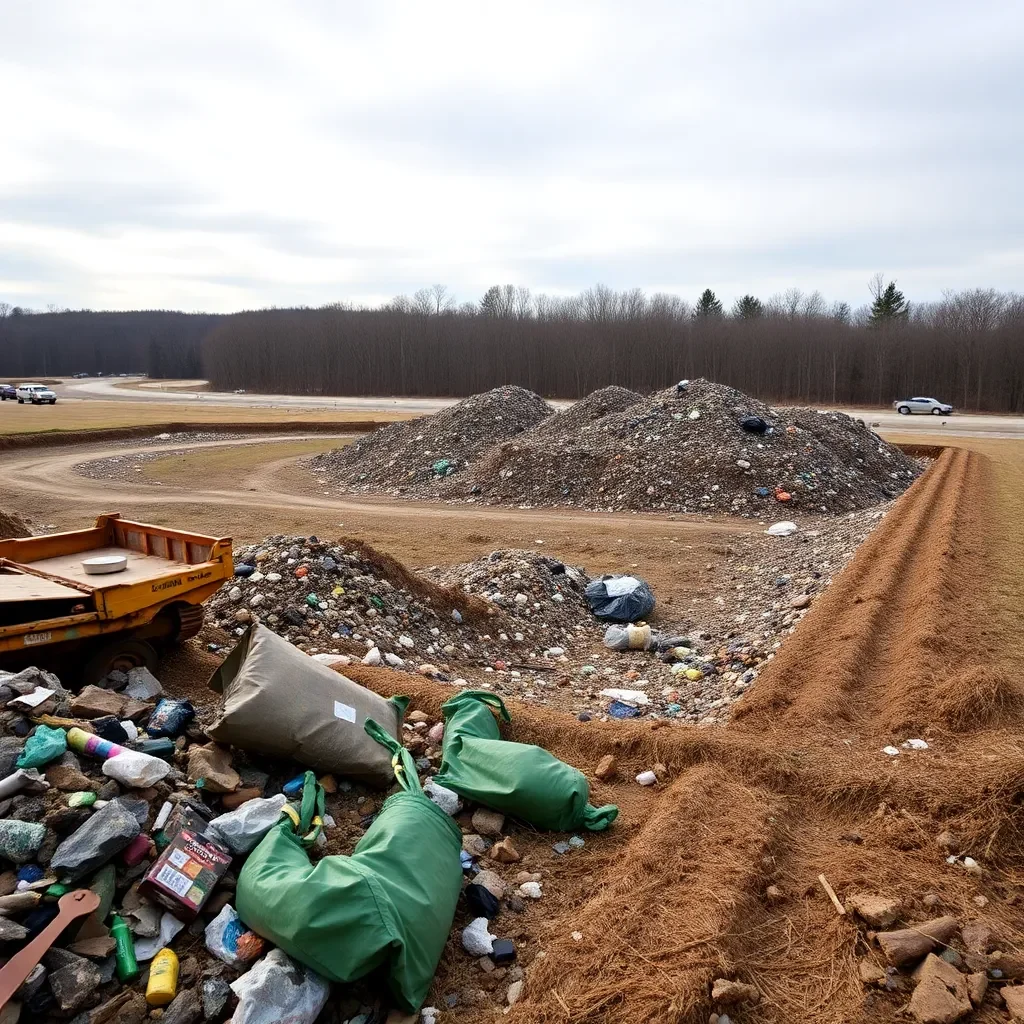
(1, 0, 1021, 311)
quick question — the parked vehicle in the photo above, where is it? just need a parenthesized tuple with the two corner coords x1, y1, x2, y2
(71, 372, 90, 378)
(15, 383, 57, 405)
(893, 396, 953, 416)
(0, 513, 233, 682)
(0, 384, 16, 401)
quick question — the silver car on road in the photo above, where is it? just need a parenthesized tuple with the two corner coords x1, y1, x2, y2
(893, 396, 953, 415)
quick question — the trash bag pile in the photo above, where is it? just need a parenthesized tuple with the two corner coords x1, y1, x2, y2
(311, 385, 554, 493)
(0, 641, 617, 1021)
(442, 378, 920, 516)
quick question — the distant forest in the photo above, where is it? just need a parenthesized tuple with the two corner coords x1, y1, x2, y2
(2, 281, 1023, 412)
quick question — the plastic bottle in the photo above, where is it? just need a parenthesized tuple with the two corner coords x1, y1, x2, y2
(110, 914, 140, 982)
(146, 948, 179, 1006)
(136, 737, 176, 758)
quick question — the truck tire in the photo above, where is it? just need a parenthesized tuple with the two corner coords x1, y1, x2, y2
(82, 637, 159, 686)
(172, 603, 205, 641)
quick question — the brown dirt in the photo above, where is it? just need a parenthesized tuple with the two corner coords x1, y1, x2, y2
(0, 508, 29, 539)
(0, 420, 385, 450)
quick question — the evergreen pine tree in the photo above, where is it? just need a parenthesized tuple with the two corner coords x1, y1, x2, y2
(868, 281, 909, 326)
(693, 288, 724, 318)
(732, 294, 763, 319)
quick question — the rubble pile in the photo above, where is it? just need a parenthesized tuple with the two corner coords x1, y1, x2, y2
(529, 386, 643, 436)
(444, 379, 920, 516)
(207, 537, 595, 669)
(0, 508, 30, 540)
(311, 386, 554, 493)
(0, 662, 552, 1021)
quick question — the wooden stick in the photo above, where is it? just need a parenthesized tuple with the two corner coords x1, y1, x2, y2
(818, 874, 846, 915)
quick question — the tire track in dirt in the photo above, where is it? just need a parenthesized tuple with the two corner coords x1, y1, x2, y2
(731, 447, 1013, 736)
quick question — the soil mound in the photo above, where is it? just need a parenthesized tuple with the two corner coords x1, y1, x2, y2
(0, 509, 29, 539)
(311, 386, 553, 492)
(446, 378, 919, 516)
(531, 385, 643, 436)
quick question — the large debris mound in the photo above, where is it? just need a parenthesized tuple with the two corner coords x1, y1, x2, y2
(311, 385, 554, 492)
(531, 385, 643, 436)
(0, 509, 30, 540)
(445, 378, 920, 516)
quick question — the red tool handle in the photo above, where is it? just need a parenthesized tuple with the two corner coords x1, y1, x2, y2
(0, 889, 101, 1009)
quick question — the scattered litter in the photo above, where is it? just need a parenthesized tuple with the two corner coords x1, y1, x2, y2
(635, 771, 658, 786)
(766, 521, 799, 537)
(882, 746, 900, 756)
(901, 738, 929, 750)
(599, 688, 651, 705)
(584, 575, 656, 623)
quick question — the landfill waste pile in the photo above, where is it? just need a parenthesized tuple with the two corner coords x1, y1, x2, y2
(207, 537, 596, 669)
(0, 656, 606, 1022)
(528, 386, 643, 437)
(0, 509, 30, 540)
(310, 386, 554, 493)
(444, 378, 920, 516)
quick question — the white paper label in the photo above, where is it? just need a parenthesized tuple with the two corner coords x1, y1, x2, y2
(167, 848, 189, 869)
(23, 632, 52, 646)
(333, 701, 357, 723)
(156, 865, 192, 898)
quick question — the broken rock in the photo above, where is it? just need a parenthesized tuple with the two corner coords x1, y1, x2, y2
(187, 743, 240, 794)
(908, 954, 971, 1024)
(471, 808, 506, 837)
(847, 893, 902, 929)
(488, 837, 520, 863)
(711, 979, 761, 1006)
(70, 685, 125, 719)
(966, 972, 988, 1008)
(594, 754, 617, 781)
(1004, 986, 1024, 1020)
(50, 799, 141, 881)
(47, 951, 102, 1012)
(123, 666, 163, 701)
(876, 917, 959, 967)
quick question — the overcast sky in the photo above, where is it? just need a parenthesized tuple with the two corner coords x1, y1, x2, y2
(2, 1, 1021, 313)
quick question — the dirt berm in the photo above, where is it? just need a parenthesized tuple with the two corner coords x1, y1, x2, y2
(345, 445, 1023, 1023)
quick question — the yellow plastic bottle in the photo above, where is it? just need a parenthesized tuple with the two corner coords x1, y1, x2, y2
(146, 948, 179, 1007)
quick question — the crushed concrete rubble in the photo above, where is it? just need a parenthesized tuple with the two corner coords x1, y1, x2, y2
(204, 488, 890, 726)
(311, 385, 554, 492)
(310, 378, 921, 517)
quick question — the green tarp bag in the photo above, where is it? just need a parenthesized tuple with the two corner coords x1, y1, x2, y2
(236, 720, 463, 1012)
(432, 690, 618, 832)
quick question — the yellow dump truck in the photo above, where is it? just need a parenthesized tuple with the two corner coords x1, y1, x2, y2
(0, 513, 232, 683)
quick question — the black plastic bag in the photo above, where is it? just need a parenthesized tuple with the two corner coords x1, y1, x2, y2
(740, 415, 769, 433)
(584, 575, 655, 622)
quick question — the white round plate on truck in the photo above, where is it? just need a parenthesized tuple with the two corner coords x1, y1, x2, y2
(82, 555, 128, 575)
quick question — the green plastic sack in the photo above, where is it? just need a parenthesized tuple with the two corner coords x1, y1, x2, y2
(16, 725, 67, 769)
(433, 690, 618, 832)
(236, 721, 463, 1012)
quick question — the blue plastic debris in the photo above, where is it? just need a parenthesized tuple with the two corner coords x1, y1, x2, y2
(18, 865, 44, 883)
(552, 842, 571, 855)
(282, 774, 305, 798)
(568, 836, 585, 849)
(607, 701, 643, 719)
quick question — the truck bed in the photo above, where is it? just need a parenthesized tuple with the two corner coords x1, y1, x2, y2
(26, 546, 185, 587)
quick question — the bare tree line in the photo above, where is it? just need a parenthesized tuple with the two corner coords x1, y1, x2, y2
(202, 283, 1024, 411)
(3, 284, 1023, 412)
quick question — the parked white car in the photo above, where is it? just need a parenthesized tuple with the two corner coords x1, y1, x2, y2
(893, 396, 953, 416)
(16, 383, 57, 405)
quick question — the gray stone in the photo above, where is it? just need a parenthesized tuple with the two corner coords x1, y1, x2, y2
(47, 952, 102, 1012)
(163, 988, 202, 1024)
(0, 737, 25, 777)
(0, 917, 28, 941)
(123, 666, 163, 701)
(202, 977, 232, 1021)
(114, 797, 152, 828)
(50, 800, 141, 881)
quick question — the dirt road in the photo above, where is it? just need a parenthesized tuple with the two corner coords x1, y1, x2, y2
(51, 377, 1024, 438)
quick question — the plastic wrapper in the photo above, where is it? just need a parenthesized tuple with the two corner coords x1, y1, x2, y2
(206, 794, 288, 855)
(102, 750, 171, 787)
(230, 949, 330, 1024)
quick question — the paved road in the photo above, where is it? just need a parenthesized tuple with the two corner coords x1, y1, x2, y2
(53, 378, 1024, 438)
